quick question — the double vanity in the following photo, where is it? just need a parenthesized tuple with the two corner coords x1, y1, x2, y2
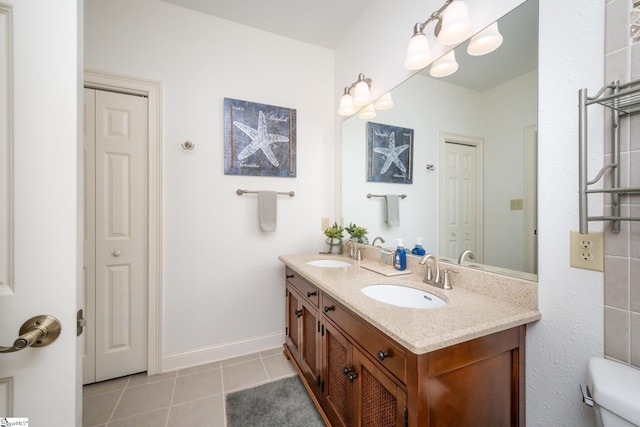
(279, 250, 541, 427)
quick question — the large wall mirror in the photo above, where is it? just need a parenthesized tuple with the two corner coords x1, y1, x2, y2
(341, 0, 538, 280)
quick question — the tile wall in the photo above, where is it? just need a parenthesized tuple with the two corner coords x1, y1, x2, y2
(603, 0, 640, 368)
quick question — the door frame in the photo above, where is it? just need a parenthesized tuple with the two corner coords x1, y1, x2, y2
(438, 131, 484, 263)
(84, 69, 163, 376)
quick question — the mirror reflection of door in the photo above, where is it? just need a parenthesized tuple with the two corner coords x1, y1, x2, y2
(440, 133, 484, 263)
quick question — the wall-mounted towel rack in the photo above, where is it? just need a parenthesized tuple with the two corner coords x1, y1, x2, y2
(367, 193, 407, 199)
(579, 78, 640, 234)
(236, 189, 295, 197)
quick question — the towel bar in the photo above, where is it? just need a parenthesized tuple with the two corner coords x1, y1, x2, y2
(236, 189, 295, 197)
(367, 193, 407, 199)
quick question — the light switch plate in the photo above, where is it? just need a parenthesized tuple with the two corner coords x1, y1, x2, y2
(570, 230, 604, 272)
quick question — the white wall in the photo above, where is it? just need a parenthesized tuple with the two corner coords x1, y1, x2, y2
(84, 0, 336, 368)
(335, 0, 604, 426)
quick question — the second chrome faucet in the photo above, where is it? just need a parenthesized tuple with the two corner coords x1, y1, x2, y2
(419, 254, 452, 290)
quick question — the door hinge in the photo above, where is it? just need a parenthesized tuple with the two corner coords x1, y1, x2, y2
(404, 407, 408, 427)
(285, 326, 288, 335)
(321, 379, 325, 393)
(321, 324, 325, 336)
(317, 320, 320, 333)
(77, 309, 86, 337)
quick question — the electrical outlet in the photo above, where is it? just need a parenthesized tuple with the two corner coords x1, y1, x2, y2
(570, 230, 603, 271)
(321, 217, 330, 231)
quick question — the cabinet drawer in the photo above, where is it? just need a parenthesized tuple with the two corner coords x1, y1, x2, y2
(285, 267, 319, 307)
(322, 294, 406, 383)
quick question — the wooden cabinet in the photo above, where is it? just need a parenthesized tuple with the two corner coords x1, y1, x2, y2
(283, 267, 526, 427)
(285, 269, 321, 399)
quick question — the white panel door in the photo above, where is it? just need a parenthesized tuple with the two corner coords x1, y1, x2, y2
(443, 142, 477, 259)
(0, 0, 80, 424)
(84, 89, 148, 383)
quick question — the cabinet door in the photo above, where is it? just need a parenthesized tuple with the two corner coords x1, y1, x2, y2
(323, 321, 353, 427)
(300, 297, 320, 396)
(355, 350, 407, 427)
(285, 285, 301, 358)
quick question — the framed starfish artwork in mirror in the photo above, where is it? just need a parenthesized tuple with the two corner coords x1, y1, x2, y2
(366, 122, 413, 184)
(224, 98, 297, 177)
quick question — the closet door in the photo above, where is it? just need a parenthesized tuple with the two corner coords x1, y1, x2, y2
(84, 88, 148, 383)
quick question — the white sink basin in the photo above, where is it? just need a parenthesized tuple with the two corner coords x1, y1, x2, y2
(361, 284, 447, 309)
(306, 259, 351, 268)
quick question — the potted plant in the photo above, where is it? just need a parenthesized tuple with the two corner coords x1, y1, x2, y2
(322, 222, 344, 254)
(345, 222, 368, 244)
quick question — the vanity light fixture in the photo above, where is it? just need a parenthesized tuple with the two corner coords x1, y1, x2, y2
(467, 21, 503, 56)
(404, 0, 472, 70)
(404, 0, 502, 74)
(338, 73, 374, 116)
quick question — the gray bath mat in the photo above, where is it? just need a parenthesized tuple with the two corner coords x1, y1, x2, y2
(226, 375, 325, 427)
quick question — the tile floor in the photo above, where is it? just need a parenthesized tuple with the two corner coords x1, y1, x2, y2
(82, 347, 298, 427)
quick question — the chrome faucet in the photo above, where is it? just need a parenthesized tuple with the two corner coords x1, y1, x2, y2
(419, 254, 441, 285)
(372, 236, 386, 247)
(343, 239, 362, 260)
(457, 249, 475, 265)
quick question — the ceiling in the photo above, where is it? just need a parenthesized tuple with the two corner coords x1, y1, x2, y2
(160, 0, 372, 49)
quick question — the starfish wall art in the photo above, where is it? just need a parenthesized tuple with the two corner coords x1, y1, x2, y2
(366, 122, 414, 184)
(224, 98, 297, 177)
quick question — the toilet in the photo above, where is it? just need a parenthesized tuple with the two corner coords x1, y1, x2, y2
(586, 357, 640, 427)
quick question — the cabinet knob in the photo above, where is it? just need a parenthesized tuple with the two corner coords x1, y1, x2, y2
(348, 373, 358, 382)
(295, 309, 303, 318)
(377, 350, 389, 361)
(286, 274, 294, 279)
(307, 291, 317, 297)
(323, 306, 335, 313)
(343, 367, 352, 375)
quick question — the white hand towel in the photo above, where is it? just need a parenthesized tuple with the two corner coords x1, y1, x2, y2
(384, 195, 400, 226)
(258, 191, 278, 232)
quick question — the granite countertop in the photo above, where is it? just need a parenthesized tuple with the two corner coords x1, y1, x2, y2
(279, 253, 541, 355)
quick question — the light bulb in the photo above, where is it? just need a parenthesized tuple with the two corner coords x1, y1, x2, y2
(404, 30, 431, 70)
(353, 75, 371, 106)
(430, 51, 458, 77)
(338, 92, 356, 116)
(467, 22, 503, 56)
(374, 92, 394, 110)
(358, 103, 376, 119)
(437, 0, 473, 45)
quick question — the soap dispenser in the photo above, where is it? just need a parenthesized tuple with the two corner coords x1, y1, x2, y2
(394, 239, 407, 271)
(412, 237, 426, 256)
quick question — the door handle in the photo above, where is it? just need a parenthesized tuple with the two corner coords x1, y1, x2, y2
(0, 315, 62, 353)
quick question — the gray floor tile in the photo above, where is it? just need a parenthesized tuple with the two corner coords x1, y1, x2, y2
(220, 352, 260, 367)
(262, 353, 297, 380)
(106, 408, 169, 427)
(178, 361, 221, 376)
(259, 346, 284, 357)
(222, 359, 268, 392)
(128, 371, 176, 387)
(172, 368, 223, 404)
(110, 378, 175, 421)
(83, 376, 130, 398)
(82, 390, 122, 427)
(168, 394, 225, 427)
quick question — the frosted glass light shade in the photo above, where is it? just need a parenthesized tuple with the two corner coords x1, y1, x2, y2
(467, 22, 503, 56)
(437, 0, 473, 45)
(374, 92, 394, 110)
(338, 93, 356, 116)
(358, 103, 376, 119)
(353, 80, 371, 106)
(404, 32, 431, 70)
(430, 51, 458, 77)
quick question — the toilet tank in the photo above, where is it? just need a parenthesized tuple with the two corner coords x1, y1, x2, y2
(587, 357, 640, 427)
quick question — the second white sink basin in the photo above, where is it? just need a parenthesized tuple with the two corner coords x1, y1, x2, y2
(306, 259, 351, 268)
(361, 284, 447, 309)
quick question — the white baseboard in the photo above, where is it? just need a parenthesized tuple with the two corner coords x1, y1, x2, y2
(161, 332, 285, 373)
